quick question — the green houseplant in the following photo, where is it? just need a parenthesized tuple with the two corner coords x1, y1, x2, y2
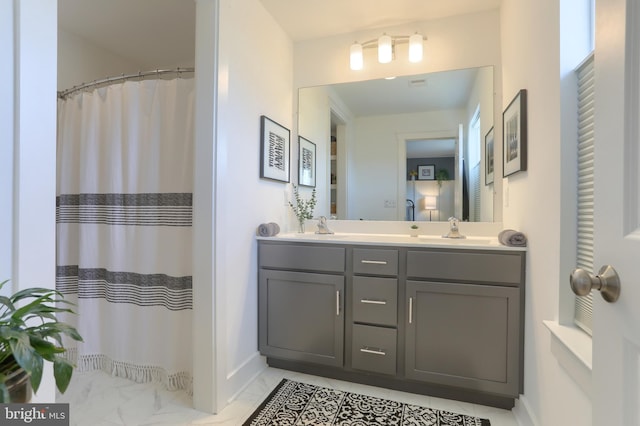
(0, 279, 82, 402)
(289, 185, 317, 233)
(436, 169, 449, 187)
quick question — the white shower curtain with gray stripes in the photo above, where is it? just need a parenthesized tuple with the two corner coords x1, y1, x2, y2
(56, 78, 194, 392)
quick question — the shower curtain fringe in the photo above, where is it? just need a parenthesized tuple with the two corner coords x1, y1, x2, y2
(57, 67, 195, 100)
(64, 349, 193, 395)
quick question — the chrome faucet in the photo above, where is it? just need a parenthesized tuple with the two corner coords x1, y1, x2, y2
(315, 216, 334, 234)
(443, 216, 466, 239)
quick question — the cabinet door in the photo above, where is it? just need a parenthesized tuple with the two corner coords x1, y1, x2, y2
(405, 280, 520, 397)
(259, 269, 344, 367)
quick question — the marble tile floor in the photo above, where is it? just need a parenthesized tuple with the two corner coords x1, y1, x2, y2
(57, 367, 519, 426)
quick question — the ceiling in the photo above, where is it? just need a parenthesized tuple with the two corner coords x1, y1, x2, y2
(329, 67, 479, 116)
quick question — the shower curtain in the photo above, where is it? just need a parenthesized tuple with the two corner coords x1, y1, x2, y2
(56, 78, 195, 392)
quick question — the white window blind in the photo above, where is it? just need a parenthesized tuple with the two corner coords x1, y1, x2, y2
(574, 53, 595, 335)
(469, 108, 481, 221)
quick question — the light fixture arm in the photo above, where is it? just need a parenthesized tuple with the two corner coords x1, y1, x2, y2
(358, 34, 426, 50)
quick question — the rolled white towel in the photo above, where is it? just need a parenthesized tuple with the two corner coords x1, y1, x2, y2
(257, 222, 280, 237)
(498, 229, 527, 247)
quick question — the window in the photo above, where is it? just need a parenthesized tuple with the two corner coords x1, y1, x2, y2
(574, 54, 595, 335)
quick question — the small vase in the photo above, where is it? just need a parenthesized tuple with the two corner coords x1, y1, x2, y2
(298, 221, 305, 233)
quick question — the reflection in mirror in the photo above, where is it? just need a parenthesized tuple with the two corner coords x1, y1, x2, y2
(298, 66, 496, 222)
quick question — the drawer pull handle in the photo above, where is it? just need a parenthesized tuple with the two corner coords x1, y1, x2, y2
(336, 290, 340, 316)
(360, 299, 387, 305)
(409, 297, 413, 324)
(360, 347, 386, 356)
(361, 260, 388, 265)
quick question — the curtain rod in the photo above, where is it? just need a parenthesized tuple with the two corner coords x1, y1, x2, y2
(57, 67, 195, 99)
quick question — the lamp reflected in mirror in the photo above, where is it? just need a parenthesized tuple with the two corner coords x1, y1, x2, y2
(423, 195, 437, 221)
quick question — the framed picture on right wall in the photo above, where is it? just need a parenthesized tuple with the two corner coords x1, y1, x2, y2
(503, 89, 528, 177)
(485, 126, 495, 185)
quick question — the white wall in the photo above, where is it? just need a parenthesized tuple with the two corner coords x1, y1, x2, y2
(500, 1, 592, 425)
(5, 0, 58, 402)
(0, 1, 14, 294)
(58, 27, 197, 93)
(57, 29, 144, 91)
(294, 10, 502, 88)
(213, 0, 293, 406)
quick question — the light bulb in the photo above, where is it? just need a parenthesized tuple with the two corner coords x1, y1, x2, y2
(409, 33, 423, 63)
(350, 42, 363, 70)
(378, 34, 392, 64)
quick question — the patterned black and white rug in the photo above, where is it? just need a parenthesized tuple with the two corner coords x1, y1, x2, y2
(243, 379, 491, 426)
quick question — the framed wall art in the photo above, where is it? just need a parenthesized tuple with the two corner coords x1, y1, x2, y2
(298, 136, 316, 187)
(418, 164, 435, 180)
(503, 89, 528, 177)
(485, 126, 495, 185)
(260, 115, 290, 183)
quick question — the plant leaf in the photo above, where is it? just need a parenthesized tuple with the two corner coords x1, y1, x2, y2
(28, 355, 43, 394)
(29, 336, 64, 362)
(53, 357, 74, 394)
(9, 334, 36, 371)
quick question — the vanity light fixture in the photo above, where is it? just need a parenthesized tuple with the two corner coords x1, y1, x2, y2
(349, 32, 426, 71)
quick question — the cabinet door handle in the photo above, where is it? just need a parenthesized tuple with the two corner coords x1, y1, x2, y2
(336, 290, 340, 316)
(361, 260, 388, 265)
(360, 347, 386, 356)
(408, 297, 413, 324)
(360, 299, 387, 305)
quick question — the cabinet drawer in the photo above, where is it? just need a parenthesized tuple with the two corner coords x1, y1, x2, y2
(353, 248, 398, 276)
(352, 276, 397, 326)
(352, 324, 397, 375)
(259, 243, 345, 273)
(407, 250, 523, 284)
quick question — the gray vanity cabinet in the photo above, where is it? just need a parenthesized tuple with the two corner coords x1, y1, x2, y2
(405, 281, 520, 396)
(258, 243, 345, 367)
(405, 249, 524, 398)
(258, 240, 525, 408)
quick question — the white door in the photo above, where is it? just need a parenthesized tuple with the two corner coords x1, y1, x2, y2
(592, 0, 640, 424)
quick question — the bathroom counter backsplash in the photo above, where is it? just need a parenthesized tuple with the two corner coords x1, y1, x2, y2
(257, 220, 526, 251)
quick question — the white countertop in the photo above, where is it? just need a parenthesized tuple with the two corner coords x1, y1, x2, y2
(257, 232, 527, 251)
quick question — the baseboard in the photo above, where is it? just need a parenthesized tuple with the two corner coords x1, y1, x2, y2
(225, 351, 267, 404)
(513, 395, 539, 426)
